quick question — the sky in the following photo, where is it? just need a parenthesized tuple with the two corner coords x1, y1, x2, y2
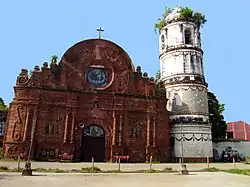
(0, 0, 249, 123)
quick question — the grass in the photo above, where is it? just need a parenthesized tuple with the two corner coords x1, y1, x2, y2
(200, 167, 220, 172)
(0, 166, 23, 172)
(200, 167, 250, 176)
(1, 165, 250, 176)
(222, 169, 250, 176)
(0, 166, 178, 174)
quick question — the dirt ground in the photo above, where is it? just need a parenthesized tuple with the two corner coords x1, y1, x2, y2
(1, 161, 250, 171)
(1, 172, 250, 187)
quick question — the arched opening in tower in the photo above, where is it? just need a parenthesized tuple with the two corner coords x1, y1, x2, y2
(184, 29, 192, 45)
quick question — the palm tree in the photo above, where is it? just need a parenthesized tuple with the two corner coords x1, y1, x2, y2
(51, 55, 58, 64)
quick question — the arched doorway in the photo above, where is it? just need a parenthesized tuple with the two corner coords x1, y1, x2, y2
(81, 124, 105, 162)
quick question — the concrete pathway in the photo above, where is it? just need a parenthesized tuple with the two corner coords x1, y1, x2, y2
(1, 172, 250, 187)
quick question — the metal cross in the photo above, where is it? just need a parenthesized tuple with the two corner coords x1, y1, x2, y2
(97, 27, 104, 39)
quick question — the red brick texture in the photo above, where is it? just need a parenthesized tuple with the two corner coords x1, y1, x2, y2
(0, 111, 7, 146)
(3, 39, 171, 162)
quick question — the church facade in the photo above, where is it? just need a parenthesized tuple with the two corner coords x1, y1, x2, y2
(3, 39, 170, 162)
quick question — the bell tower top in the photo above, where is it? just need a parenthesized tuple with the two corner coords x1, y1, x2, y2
(155, 6, 207, 54)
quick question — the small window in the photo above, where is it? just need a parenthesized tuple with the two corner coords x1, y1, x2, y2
(131, 127, 137, 137)
(161, 35, 165, 42)
(184, 29, 192, 45)
(227, 132, 233, 139)
(183, 56, 187, 73)
(190, 55, 195, 73)
(45, 123, 54, 135)
(198, 32, 201, 46)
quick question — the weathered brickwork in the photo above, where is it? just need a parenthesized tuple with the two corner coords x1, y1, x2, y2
(0, 110, 7, 146)
(3, 39, 171, 162)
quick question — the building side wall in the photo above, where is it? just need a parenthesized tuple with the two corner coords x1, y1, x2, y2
(213, 141, 250, 158)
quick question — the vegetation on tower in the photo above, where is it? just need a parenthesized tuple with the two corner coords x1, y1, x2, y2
(0, 98, 8, 111)
(154, 6, 207, 33)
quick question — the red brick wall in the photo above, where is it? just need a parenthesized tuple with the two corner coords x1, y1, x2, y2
(3, 39, 170, 162)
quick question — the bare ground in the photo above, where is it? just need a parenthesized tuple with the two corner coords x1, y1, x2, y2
(0, 172, 250, 187)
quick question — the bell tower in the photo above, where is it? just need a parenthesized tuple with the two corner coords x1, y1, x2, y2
(158, 7, 213, 161)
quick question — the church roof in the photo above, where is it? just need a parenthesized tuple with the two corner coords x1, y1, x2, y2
(61, 38, 135, 72)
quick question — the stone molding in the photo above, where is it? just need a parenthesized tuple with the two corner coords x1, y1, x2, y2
(172, 133, 212, 142)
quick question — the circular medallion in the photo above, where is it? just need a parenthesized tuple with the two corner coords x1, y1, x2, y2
(87, 68, 108, 87)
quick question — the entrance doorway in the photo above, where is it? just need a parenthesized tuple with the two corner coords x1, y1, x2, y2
(81, 125, 105, 162)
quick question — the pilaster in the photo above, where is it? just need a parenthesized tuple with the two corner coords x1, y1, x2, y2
(70, 108, 76, 143)
(63, 107, 70, 143)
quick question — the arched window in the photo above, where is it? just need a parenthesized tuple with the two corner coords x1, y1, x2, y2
(161, 35, 165, 42)
(190, 55, 195, 73)
(184, 29, 192, 45)
(84, 125, 104, 137)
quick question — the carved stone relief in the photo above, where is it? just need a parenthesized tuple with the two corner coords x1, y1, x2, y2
(12, 104, 26, 141)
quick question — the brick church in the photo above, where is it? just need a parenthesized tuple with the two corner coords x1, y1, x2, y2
(3, 38, 171, 162)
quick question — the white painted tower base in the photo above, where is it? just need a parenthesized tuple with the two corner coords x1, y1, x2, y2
(171, 124, 213, 158)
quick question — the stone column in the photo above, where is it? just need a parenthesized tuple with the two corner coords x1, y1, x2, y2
(28, 107, 38, 160)
(23, 107, 30, 141)
(146, 115, 151, 146)
(112, 111, 116, 145)
(30, 108, 38, 142)
(118, 115, 123, 145)
(153, 117, 156, 147)
(63, 108, 70, 143)
(70, 108, 76, 143)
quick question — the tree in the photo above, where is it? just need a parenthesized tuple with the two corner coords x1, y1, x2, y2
(50, 55, 58, 65)
(154, 70, 165, 96)
(0, 98, 7, 111)
(208, 91, 227, 142)
(155, 70, 161, 83)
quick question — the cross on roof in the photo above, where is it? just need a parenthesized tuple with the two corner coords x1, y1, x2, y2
(97, 27, 104, 39)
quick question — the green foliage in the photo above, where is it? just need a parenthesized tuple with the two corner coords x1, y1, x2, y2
(162, 167, 173, 172)
(155, 70, 161, 83)
(193, 12, 207, 28)
(201, 167, 220, 172)
(224, 169, 250, 176)
(81, 166, 101, 173)
(179, 7, 193, 19)
(208, 91, 227, 142)
(154, 7, 172, 32)
(0, 166, 9, 171)
(50, 55, 58, 64)
(154, 71, 166, 97)
(155, 6, 207, 33)
(0, 98, 7, 111)
(179, 7, 207, 27)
